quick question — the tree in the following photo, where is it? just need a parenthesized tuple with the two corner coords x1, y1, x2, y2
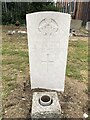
(2, 1, 59, 25)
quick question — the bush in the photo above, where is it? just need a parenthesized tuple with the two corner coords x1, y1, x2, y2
(2, 2, 60, 25)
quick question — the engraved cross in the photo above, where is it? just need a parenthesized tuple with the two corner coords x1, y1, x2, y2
(41, 54, 54, 72)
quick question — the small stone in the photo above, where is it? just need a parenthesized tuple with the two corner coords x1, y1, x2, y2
(7, 30, 16, 35)
(79, 101, 81, 104)
(12, 30, 16, 34)
(20, 71, 22, 73)
(83, 113, 88, 118)
(61, 111, 64, 114)
(8, 31, 13, 35)
(11, 90, 14, 93)
(5, 110, 7, 113)
(19, 108, 22, 110)
(22, 97, 26, 101)
(17, 30, 27, 34)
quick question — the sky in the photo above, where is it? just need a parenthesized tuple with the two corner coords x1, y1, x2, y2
(53, 0, 57, 3)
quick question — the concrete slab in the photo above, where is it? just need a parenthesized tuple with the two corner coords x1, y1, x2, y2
(31, 92, 61, 119)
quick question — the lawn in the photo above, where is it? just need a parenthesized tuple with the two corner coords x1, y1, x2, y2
(2, 26, 29, 97)
(67, 37, 88, 81)
(2, 25, 88, 98)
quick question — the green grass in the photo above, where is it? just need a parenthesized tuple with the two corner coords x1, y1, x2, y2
(2, 26, 29, 97)
(66, 38, 88, 81)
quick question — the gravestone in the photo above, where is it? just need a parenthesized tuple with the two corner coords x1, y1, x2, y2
(26, 12, 71, 91)
(86, 21, 90, 31)
(70, 19, 82, 30)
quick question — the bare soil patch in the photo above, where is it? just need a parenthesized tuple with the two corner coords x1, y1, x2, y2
(3, 76, 88, 119)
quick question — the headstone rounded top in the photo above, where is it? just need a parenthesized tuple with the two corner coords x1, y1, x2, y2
(26, 11, 71, 18)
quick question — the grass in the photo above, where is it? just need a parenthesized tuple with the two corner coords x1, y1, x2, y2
(66, 38, 88, 81)
(2, 25, 88, 98)
(2, 26, 29, 97)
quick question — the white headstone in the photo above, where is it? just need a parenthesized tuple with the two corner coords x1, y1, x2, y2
(86, 21, 90, 31)
(70, 19, 82, 30)
(26, 12, 71, 91)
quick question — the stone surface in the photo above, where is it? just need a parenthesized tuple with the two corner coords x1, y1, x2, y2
(86, 21, 90, 31)
(71, 19, 82, 30)
(26, 12, 71, 91)
(31, 92, 61, 119)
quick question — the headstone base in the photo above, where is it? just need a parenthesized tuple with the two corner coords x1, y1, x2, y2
(31, 92, 61, 119)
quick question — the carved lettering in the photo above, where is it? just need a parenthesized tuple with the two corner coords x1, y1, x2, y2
(38, 18, 58, 36)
